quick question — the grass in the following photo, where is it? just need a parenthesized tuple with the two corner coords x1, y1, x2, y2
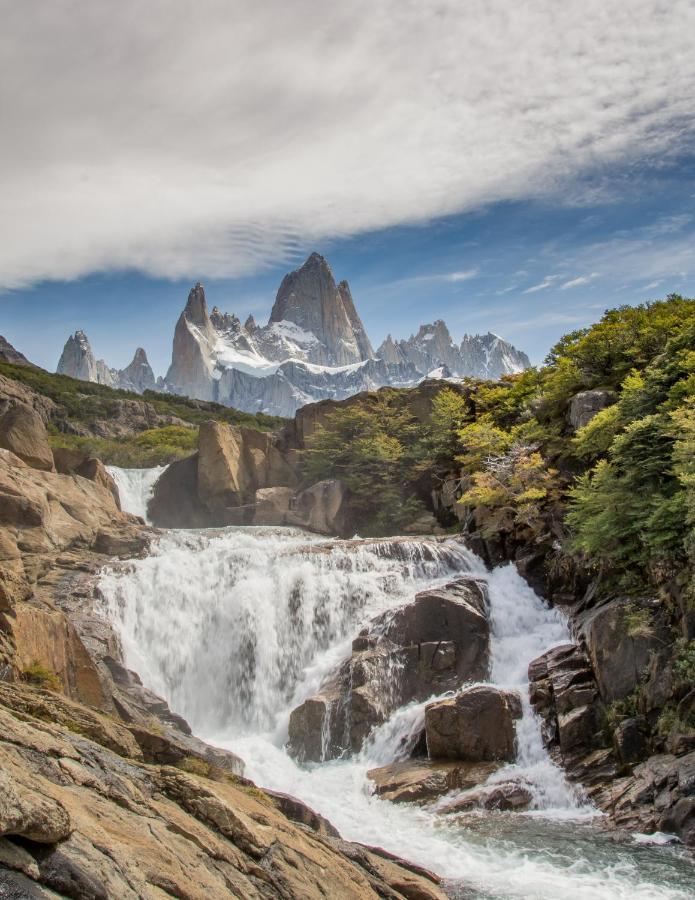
(49, 425, 199, 467)
(22, 661, 61, 691)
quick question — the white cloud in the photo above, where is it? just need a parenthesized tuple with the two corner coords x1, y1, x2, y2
(1, 0, 695, 289)
(446, 269, 479, 283)
(523, 275, 560, 294)
(560, 272, 599, 289)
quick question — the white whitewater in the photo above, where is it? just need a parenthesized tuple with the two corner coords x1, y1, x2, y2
(106, 465, 164, 522)
(99, 527, 693, 900)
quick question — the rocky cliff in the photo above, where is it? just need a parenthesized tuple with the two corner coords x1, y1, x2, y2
(0, 372, 446, 899)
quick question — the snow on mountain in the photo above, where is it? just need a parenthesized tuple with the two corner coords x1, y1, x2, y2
(55, 252, 530, 416)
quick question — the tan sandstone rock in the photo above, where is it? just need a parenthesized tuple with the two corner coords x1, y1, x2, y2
(0, 403, 55, 471)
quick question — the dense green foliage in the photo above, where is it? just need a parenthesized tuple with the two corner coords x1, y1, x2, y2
(302, 391, 428, 534)
(303, 296, 695, 594)
(49, 425, 199, 467)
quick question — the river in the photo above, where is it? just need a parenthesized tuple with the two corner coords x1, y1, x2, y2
(97, 468, 694, 899)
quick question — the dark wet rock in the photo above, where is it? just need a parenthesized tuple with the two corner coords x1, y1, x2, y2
(613, 718, 649, 766)
(424, 685, 522, 762)
(528, 643, 600, 758)
(288, 577, 490, 762)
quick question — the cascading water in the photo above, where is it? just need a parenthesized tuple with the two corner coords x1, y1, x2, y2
(99, 527, 694, 899)
(106, 464, 164, 522)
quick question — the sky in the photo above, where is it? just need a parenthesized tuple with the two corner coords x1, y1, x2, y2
(1, 0, 695, 374)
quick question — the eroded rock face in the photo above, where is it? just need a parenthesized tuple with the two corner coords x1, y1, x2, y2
(288, 577, 490, 762)
(567, 390, 615, 430)
(528, 643, 600, 760)
(0, 403, 54, 472)
(576, 598, 670, 702)
(425, 685, 522, 762)
(0, 685, 446, 899)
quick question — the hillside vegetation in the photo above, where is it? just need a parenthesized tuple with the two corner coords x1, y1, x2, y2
(0, 361, 285, 466)
(303, 295, 695, 602)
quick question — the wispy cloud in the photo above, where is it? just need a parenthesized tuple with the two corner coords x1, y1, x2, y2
(522, 275, 560, 294)
(388, 268, 480, 289)
(2, 1, 695, 289)
(446, 269, 479, 283)
(560, 272, 599, 289)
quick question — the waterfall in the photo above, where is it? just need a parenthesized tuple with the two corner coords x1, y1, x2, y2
(99, 527, 693, 900)
(106, 465, 165, 522)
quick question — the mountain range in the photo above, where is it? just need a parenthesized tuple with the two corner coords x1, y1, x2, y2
(55, 252, 530, 416)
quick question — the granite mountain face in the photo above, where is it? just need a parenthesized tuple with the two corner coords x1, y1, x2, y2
(57, 331, 157, 394)
(55, 253, 530, 416)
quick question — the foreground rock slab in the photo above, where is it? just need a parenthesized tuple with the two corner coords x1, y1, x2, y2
(0, 686, 447, 900)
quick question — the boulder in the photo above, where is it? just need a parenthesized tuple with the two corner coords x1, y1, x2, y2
(287, 479, 351, 535)
(568, 390, 615, 430)
(367, 759, 500, 804)
(53, 449, 120, 507)
(425, 685, 522, 762)
(527, 643, 599, 759)
(613, 717, 649, 766)
(438, 780, 533, 814)
(252, 486, 295, 526)
(0, 403, 54, 471)
(288, 577, 490, 761)
(148, 454, 209, 528)
(576, 598, 670, 702)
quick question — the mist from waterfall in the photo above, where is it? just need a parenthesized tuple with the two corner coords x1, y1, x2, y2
(99, 527, 693, 900)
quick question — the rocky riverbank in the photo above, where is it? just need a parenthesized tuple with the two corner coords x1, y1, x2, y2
(0, 381, 446, 899)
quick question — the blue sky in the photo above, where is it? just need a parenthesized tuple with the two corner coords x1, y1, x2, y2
(2, 2, 694, 375)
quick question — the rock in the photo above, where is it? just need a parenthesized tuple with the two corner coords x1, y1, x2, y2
(0, 403, 54, 471)
(0, 760, 72, 843)
(252, 485, 295, 525)
(613, 717, 649, 766)
(367, 759, 500, 804)
(57, 330, 98, 382)
(439, 780, 533, 813)
(0, 686, 447, 899)
(425, 685, 522, 762)
(148, 453, 209, 528)
(288, 576, 490, 761)
(118, 348, 156, 393)
(287, 478, 351, 535)
(270, 252, 374, 366)
(0, 336, 33, 367)
(402, 513, 445, 535)
(577, 598, 670, 702)
(53, 449, 120, 506)
(568, 390, 615, 430)
(196, 421, 297, 524)
(527, 643, 599, 758)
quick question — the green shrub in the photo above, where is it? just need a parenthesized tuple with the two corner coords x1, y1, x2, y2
(22, 661, 61, 691)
